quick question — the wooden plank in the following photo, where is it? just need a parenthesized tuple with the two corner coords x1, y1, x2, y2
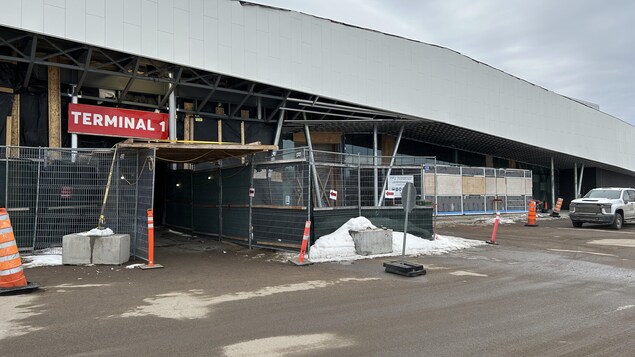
(183, 102, 194, 169)
(240, 121, 245, 145)
(10, 94, 19, 157)
(48, 64, 61, 148)
(381, 134, 395, 165)
(293, 131, 341, 144)
(217, 120, 222, 143)
(0, 87, 13, 94)
(5, 115, 11, 146)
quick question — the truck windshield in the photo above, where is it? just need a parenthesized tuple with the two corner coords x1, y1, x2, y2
(584, 190, 621, 199)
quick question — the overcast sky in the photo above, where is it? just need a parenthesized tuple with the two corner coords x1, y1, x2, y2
(252, 0, 635, 125)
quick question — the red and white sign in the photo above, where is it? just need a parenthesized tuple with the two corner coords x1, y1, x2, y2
(329, 190, 338, 200)
(385, 190, 395, 198)
(68, 103, 169, 140)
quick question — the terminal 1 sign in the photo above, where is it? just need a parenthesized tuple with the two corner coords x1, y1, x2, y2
(68, 103, 169, 140)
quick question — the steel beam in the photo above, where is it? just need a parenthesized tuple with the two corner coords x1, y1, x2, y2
(379, 125, 405, 206)
(22, 36, 38, 89)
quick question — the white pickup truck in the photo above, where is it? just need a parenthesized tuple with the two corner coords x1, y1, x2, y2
(569, 187, 635, 229)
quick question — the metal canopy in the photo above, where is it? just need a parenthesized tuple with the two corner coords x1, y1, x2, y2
(117, 140, 278, 164)
(0, 25, 629, 174)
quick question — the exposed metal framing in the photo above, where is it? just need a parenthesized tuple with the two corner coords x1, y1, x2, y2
(118, 56, 141, 103)
(197, 75, 222, 114)
(229, 83, 255, 119)
(378, 125, 405, 206)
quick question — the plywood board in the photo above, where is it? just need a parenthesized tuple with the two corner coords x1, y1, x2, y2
(424, 174, 436, 196)
(462, 176, 485, 195)
(485, 177, 498, 195)
(496, 178, 506, 195)
(437, 175, 462, 196)
(293, 131, 342, 144)
(506, 178, 525, 195)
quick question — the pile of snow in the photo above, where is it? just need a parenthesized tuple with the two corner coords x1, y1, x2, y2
(308, 217, 485, 262)
(79, 227, 114, 236)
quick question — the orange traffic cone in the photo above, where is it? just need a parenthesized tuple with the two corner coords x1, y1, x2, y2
(0, 208, 38, 294)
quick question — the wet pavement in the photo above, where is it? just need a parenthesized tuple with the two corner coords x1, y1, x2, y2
(2, 215, 634, 356)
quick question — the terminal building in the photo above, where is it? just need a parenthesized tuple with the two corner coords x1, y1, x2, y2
(1, 0, 634, 254)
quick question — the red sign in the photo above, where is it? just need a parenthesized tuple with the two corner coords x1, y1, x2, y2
(329, 190, 337, 200)
(68, 103, 169, 140)
(60, 186, 73, 199)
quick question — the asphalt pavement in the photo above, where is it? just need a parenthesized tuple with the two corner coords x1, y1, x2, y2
(2, 215, 634, 356)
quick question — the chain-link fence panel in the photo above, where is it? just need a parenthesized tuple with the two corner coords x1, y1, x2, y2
(1, 146, 154, 259)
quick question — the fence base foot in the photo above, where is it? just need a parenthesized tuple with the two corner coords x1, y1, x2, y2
(288, 258, 313, 266)
(383, 261, 426, 277)
(139, 264, 164, 270)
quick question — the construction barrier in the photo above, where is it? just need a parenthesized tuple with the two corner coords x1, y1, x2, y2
(551, 198, 563, 217)
(140, 209, 163, 269)
(525, 200, 538, 227)
(0, 208, 27, 288)
(1, 208, 38, 293)
(487, 212, 500, 245)
(289, 221, 313, 266)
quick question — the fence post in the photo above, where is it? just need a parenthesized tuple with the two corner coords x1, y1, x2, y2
(357, 153, 361, 217)
(460, 166, 464, 215)
(248, 154, 254, 249)
(32, 147, 42, 251)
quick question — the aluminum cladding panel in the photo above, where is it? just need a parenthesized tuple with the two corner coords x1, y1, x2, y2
(1, 0, 635, 172)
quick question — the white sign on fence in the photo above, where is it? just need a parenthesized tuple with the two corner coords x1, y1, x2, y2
(387, 175, 414, 198)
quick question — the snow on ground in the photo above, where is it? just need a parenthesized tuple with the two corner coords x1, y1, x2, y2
(307, 217, 485, 263)
(21, 248, 63, 268)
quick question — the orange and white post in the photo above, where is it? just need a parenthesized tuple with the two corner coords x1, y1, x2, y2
(289, 220, 314, 266)
(487, 212, 500, 245)
(140, 208, 163, 269)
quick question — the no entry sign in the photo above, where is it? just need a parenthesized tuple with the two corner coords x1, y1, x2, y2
(68, 103, 169, 140)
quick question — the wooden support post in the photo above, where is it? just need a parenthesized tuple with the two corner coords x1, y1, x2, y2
(48, 64, 61, 148)
(240, 121, 245, 145)
(184, 102, 193, 142)
(5, 116, 11, 146)
(9, 94, 20, 157)
(183, 102, 193, 170)
(217, 120, 222, 143)
(381, 134, 395, 165)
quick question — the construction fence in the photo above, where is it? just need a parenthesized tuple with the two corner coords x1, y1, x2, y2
(162, 148, 532, 251)
(0, 146, 155, 259)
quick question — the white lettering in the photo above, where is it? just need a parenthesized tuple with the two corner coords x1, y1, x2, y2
(124, 117, 134, 129)
(136, 119, 146, 131)
(93, 113, 103, 126)
(105, 115, 117, 127)
(159, 121, 166, 132)
(82, 112, 91, 125)
(70, 111, 81, 124)
(147, 119, 155, 131)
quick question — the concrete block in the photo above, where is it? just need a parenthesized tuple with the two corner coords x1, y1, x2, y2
(62, 233, 130, 265)
(350, 229, 393, 255)
(62, 234, 92, 265)
(93, 234, 130, 265)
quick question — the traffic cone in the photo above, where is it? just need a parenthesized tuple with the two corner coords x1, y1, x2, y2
(0, 208, 38, 294)
(525, 200, 538, 227)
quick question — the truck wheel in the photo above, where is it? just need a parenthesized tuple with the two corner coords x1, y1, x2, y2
(612, 212, 623, 230)
(572, 221, 583, 228)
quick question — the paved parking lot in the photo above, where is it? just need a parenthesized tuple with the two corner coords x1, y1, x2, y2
(3, 215, 634, 356)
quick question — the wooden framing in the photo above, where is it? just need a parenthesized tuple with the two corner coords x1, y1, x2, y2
(48, 63, 61, 147)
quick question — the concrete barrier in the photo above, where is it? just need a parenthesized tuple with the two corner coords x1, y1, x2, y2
(63, 233, 130, 265)
(350, 229, 393, 255)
